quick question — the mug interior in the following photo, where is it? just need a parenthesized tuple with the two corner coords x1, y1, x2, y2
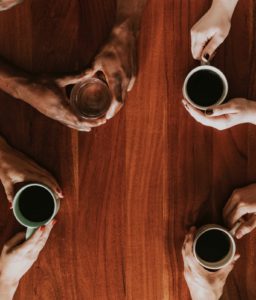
(70, 78, 112, 119)
(13, 183, 57, 228)
(183, 65, 228, 110)
(193, 225, 236, 270)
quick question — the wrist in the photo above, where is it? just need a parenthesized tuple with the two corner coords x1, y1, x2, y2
(0, 278, 19, 300)
(0, 137, 11, 157)
(212, 0, 238, 20)
(247, 100, 256, 125)
(189, 286, 223, 300)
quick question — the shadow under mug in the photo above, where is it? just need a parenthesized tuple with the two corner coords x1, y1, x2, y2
(13, 183, 60, 239)
(193, 223, 240, 270)
(183, 62, 228, 110)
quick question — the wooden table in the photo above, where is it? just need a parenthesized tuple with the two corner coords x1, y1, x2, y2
(0, 0, 255, 299)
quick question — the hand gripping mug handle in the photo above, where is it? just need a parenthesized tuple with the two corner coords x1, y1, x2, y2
(229, 219, 244, 237)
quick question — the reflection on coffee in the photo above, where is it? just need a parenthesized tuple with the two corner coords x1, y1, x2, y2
(186, 70, 224, 107)
(19, 186, 55, 222)
(195, 229, 230, 262)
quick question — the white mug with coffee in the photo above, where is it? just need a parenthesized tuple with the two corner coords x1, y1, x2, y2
(183, 61, 228, 110)
(13, 183, 60, 239)
(193, 222, 240, 270)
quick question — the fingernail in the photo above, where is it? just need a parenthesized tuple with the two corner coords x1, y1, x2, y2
(182, 101, 189, 110)
(234, 254, 240, 261)
(236, 233, 242, 239)
(9, 202, 13, 209)
(204, 53, 210, 60)
(205, 109, 213, 115)
(39, 226, 45, 232)
(51, 219, 57, 226)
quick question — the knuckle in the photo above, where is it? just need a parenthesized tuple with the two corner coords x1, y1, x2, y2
(232, 189, 241, 199)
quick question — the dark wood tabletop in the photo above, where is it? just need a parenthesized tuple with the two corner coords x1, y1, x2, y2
(0, 0, 255, 299)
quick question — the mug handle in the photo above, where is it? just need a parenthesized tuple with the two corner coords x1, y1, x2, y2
(26, 227, 38, 240)
(201, 57, 210, 66)
(229, 219, 244, 237)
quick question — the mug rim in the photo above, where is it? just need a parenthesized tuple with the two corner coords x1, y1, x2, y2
(183, 65, 228, 110)
(193, 224, 236, 270)
(70, 77, 112, 119)
(13, 183, 58, 228)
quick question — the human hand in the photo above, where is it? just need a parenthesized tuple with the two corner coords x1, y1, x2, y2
(20, 73, 106, 131)
(0, 221, 55, 299)
(0, 0, 23, 11)
(0, 137, 63, 204)
(190, 0, 238, 60)
(83, 20, 137, 124)
(182, 227, 240, 300)
(223, 184, 256, 239)
(182, 98, 256, 130)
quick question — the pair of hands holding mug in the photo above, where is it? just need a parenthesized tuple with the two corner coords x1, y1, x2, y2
(5, 19, 136, 132)
(0, 137, 60, 299)
(182, 183, 256, 300)
(183, 0, 256, 130)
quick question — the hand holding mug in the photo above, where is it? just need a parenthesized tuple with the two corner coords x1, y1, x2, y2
(0, 222, 55, 300)
(182, 227, 240, 300)
(18, 73, 106, 131)
(0, 137, 63, 203)
(223, 184, 256, 239)
(83, 20, 137, 124)
(190, 0, 238, 60)
(182, 98, 256, 130)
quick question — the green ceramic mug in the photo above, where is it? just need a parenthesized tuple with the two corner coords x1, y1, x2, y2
(13, 183, 60, 239)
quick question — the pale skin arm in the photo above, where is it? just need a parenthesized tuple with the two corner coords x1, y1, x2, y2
(182, 98, 256, 130)
(223, 184, 256, 239)
(191, 0, 238, 60)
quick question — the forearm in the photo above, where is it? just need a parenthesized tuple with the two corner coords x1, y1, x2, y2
(0, 58, 31, 101)
(0, 136, 11, 157)
(116, 0, 147, 28)
(0, 281, 18, 300)
(212, 0, 239, 20)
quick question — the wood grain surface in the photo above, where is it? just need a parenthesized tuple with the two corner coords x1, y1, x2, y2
(0, 0, 255, 299)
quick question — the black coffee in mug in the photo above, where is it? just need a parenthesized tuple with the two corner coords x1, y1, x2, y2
(186, 70, 224, 107)
(195, 229, 231, 262)
(18, 186, 55, 222)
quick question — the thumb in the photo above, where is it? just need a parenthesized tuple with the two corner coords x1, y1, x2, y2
(105, 99, 123, 120)
(2, 179, 14, 204)
(235, 214, 256, 239)
(55, 71, 91, 87)
(205, 102, 238, 117)
(201, 35, 223, 60)
(219, 254, 240, 277)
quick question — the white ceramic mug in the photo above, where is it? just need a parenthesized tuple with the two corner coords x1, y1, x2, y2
(183, 62, 228, 110)
(13, 183, 60, 239)
(193, 222, 240, 270)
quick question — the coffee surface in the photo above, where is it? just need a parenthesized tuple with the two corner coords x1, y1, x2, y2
(186, 70, 224, 107)
(19, 186, 55, 222)
(195, 229, 230, 263)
